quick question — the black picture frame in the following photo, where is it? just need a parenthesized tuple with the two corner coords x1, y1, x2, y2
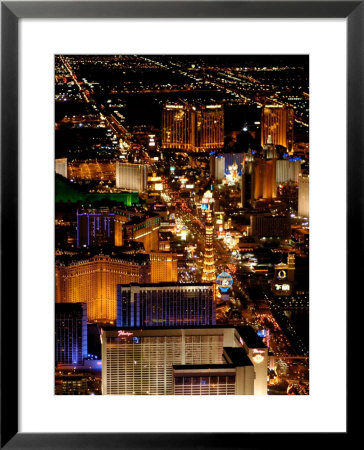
(1, 1, 358, 448)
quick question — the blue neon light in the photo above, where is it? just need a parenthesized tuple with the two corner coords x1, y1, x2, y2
(216, 272, 233, 294)
(257, 329, 267, 338)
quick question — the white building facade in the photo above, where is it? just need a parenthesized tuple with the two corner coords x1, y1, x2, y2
(115, 162, 147, 193)
(55, 158, 67, 178)
(101, 326, 267, 395)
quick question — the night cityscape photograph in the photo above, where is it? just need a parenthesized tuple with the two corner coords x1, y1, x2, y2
(55, 54, 309, 396)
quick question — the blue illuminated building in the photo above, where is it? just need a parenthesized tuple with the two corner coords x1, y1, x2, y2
(55, 302, 88, 366)
(77, 208, 115, 247)
(116, 283, 216, 327)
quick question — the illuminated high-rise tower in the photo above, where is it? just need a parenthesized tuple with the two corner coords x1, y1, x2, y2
(55, 302, 87, 366)
(55, 158, 67, 178)
(116, 283, 216, 327)
(162, 101, 224, 152)
(162, 103, 195, 152)
(115, 162, 147, 193)
(195, 105, 224, 152)
(101, 325, 267, 395)
(261, 105, 294, 151)
(201, 210, 216, 283)
(77, 208, 115, 248)
(298, 173, 309, 218)
(55, 254, 151, 323)
(252, 159, 277, 200)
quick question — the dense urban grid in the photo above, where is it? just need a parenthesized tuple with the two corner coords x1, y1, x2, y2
(55, 55, 309, 396)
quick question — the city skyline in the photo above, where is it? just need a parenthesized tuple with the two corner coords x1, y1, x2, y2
(55, 54, 309, 396)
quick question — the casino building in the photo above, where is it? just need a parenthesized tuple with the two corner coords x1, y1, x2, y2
(101, 325, 267, 396)
(77, 208, 116, 248)
(261, 104, 294, 152)
(116, 283, 216, 327)
(150, 251, 178, 283)
(123, 213, 160, 253)
(115, 162, 147, 193)
(162, 101, 224, 152)
(55, 158, 67, 178)
(55, 253, 151, 324)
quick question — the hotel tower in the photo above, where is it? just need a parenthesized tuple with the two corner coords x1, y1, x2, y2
(162, 101, 224, 152)
(261, 104, 294, 151)
(101, 325, 268, 395)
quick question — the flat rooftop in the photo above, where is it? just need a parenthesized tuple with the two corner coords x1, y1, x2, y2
(223, 347, 253, 367)
(102, 325, 266, 349)
(117, 282, 213, 288)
